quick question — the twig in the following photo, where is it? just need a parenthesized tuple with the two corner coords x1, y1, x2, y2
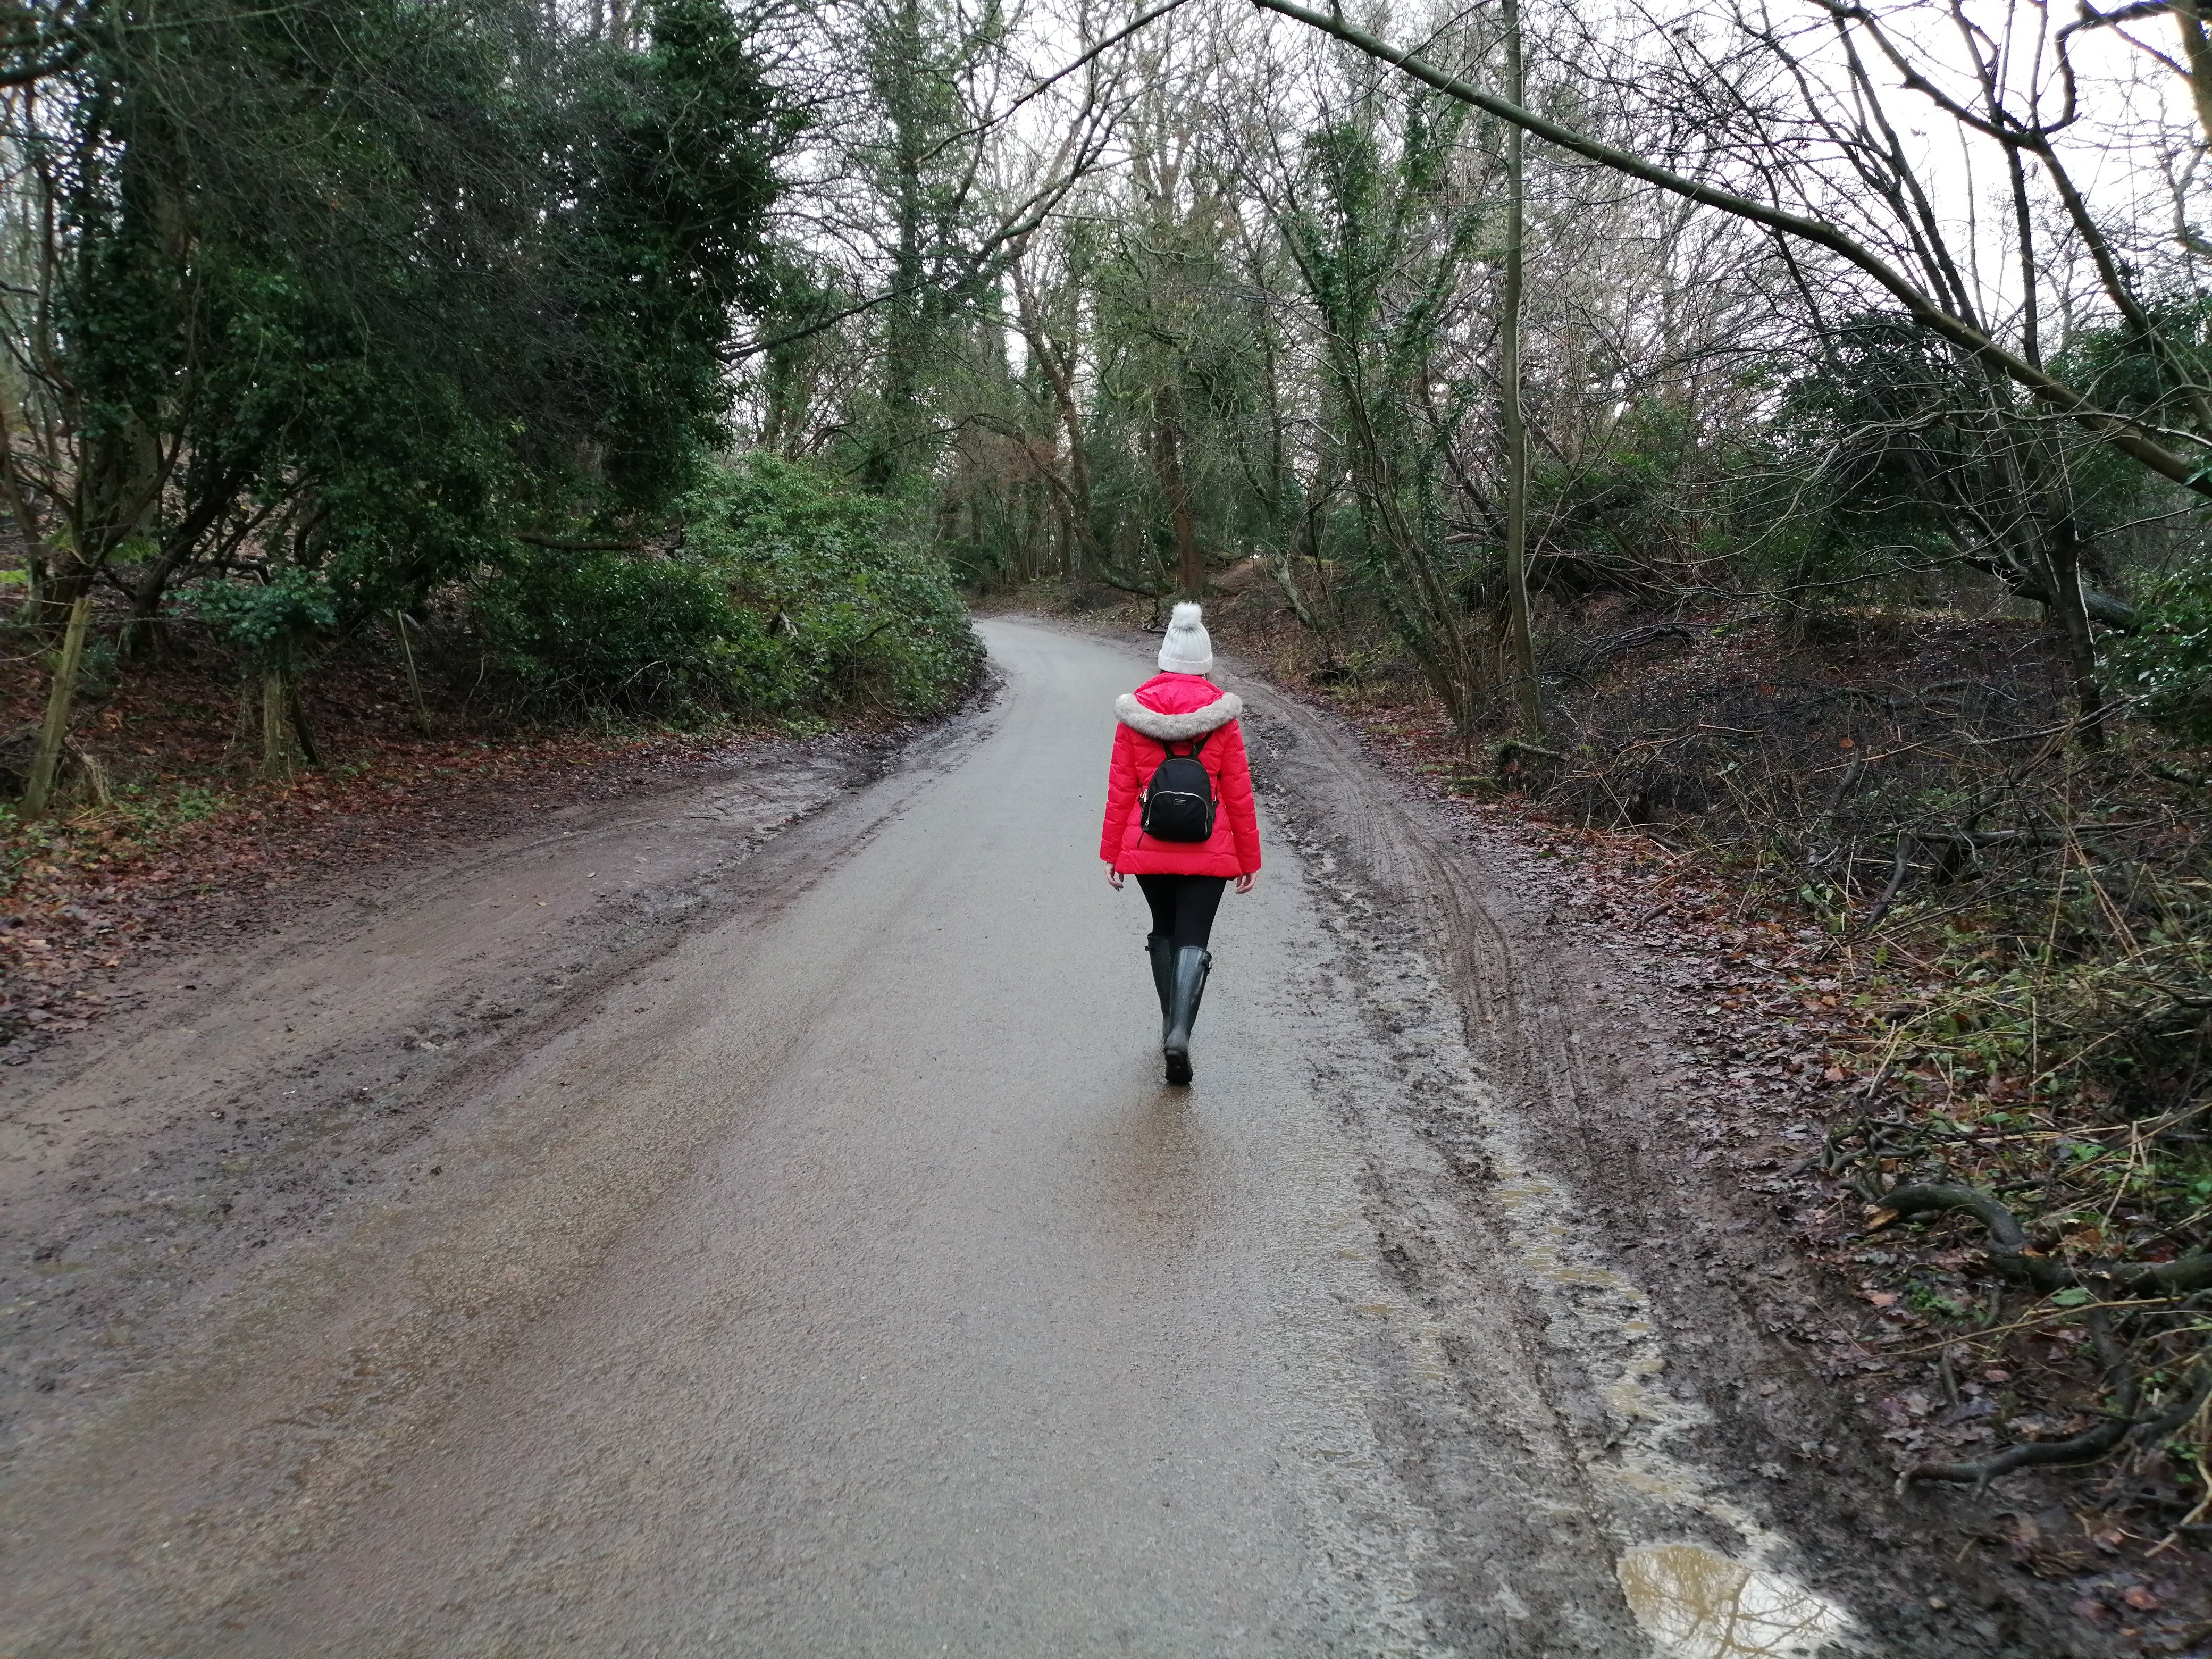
(1903, 1310, 2138, 1491)
(1879, 1184, 2212, 1295)
(1864, 832, 1915, 932)
(1886, 1297, 2183, 1354)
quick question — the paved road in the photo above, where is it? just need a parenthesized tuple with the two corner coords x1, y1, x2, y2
(2, 619, 1870, 1657)
(233, 618, 1433, 1654)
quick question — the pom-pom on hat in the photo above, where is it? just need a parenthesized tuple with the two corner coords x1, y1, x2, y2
(1157, 601, 1214, 674)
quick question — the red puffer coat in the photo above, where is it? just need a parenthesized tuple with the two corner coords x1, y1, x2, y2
(1099, 672, 1263, 878)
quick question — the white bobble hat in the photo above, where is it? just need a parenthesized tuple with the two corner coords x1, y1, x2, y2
(1157, 601, 1213, 674)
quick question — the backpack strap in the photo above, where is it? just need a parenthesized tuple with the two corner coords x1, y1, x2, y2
(1158, 729, 1211, 759)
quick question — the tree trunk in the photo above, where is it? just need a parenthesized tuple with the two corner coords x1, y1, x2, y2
(287, 677, 323, 768)
(261, 667, 291, 779)
(1024, 473, 1045, 583)
(121, 546, 195, 661)
(2043, 509, 2106, 749)
(21, 592, 94, 818)
(393, 614, 433, 734)
(1153, 383, 1203, 599)
(861, 0, 934, 495)
(1341, 379, 1477, 731)
(2176, 0, 2212, 149)
(1499, 0, 1543, 739)
(1012, 258, 1102, 576)
(1981, 384, 2109, 749)
(25, 556, 98, 640)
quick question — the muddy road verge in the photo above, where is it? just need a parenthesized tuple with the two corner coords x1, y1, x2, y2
(2, 723, 933, 1445)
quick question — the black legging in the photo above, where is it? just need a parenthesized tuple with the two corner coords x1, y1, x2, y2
(1136, 873, 1227, 951)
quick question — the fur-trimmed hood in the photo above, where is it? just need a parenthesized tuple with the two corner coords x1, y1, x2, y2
(1116, 688, 1243, 742)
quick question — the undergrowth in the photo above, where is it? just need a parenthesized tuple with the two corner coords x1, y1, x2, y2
(1817, 853, 2211, 1533)
(1519, 605, 2212, 1548)
(0, 783, 229, 893)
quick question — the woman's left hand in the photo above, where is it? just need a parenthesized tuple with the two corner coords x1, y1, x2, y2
(1234, 872, 1255, 894)
(1107, 866, 1125, 890)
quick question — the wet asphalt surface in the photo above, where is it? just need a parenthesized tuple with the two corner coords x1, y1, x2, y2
(0, 619, 2092, 1655)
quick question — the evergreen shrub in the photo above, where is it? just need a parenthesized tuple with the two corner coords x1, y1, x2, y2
(471, 453, 981, 718)
(2113, 557, 2212, 741)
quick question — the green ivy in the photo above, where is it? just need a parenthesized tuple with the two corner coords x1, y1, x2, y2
(188, 569, 339, 664)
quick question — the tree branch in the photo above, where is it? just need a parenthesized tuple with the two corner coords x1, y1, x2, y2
(1247, 0, 2212, 498)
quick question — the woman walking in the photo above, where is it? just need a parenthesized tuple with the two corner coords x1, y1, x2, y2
(1100, 602, 1262, 1085)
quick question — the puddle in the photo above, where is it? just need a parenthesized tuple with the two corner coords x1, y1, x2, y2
(1602, 1465, 1699, 1504)
(1618, 1544, 1848, 1657)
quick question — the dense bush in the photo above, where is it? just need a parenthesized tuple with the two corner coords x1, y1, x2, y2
(686, 454, 982, 714)
(2113, 557, 2212, 740)
(470, 454, 980, 718)
(468, 549, 782, 714)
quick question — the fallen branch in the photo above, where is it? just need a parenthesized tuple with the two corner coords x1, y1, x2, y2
(1084, 563, 1166, 601)
(1556, 624, 1692, 686)
(513, 533, 646, 553)
(1879, 1183, 2212, 1295)
(1858, 820, 2158, 931)
(1905, 1323, 2211, 1492)
(1904, 1311, 2137, 1490)
(1495, 737, 1564, 781)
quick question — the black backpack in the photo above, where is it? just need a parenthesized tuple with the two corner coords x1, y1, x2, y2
(1140, 732, 1217, 842)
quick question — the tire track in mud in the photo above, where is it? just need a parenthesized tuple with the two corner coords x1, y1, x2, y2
(1237, 676, 2074, 1658)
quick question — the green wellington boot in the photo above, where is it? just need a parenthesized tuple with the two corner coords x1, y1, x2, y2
(1161, 946, 1212, 1087)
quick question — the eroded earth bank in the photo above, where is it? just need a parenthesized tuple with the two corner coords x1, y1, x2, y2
(0, 618, 2100, 1655)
